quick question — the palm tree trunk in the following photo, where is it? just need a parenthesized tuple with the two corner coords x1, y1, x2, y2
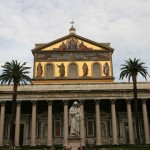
(132, 76, 140, 144)
(10, 83, 17, 149)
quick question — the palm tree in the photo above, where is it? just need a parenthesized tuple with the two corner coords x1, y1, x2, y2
(0, 60, 32, 149)
(119, 58, 149, 144)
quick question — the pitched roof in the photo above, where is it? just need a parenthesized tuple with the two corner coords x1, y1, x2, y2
(32, 34, 114, 53)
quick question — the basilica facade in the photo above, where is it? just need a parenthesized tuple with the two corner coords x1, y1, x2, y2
(0, 26, 150, 149)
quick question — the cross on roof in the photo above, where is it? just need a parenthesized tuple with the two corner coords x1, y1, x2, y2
(70, 21, 74, 26)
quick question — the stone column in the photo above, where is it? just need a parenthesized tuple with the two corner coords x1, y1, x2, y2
(110, 99, 118, 145)
(0, 102, 5, 146)
(126, 99, 134, 144)
(142, 99, 150, 144)
(31, 101, 37, 146)
(63, 100, 68, 146)
(47, 101, 53, 146)
(80, 100, 85, 146)
(15, 101, 21, 146)
(95, 100, 102, 145)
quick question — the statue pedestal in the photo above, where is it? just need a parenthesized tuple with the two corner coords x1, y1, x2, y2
(68, 137, 81, 150)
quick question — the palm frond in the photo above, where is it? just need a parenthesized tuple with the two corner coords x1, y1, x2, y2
(0, 60, 32, 85)
(119, 58, 149, 82)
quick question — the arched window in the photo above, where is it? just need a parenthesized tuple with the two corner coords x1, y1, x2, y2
(92, 63, 100, 78)
(69, 63, 77, 78)
(45, 64, 54, 79)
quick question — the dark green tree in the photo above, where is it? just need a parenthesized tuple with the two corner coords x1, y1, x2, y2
(0, 60, 32, 149)
(119, 58, 149, 144)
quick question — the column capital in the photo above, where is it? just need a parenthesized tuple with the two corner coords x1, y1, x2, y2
(63, 100, 68, 105)
(0, 101, 6, 106)
(31, 101, 37, 105)
(95, 100, 100, 104)
(47, 100, 53, 105)
(16, 101, 21, 104)
(79, 100, 84, 105)
(126, 99, 132, 104)
(110, 99, 116, 104)
(142, 99, 147, 104)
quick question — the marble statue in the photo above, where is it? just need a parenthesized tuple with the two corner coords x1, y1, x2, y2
(69, 101, 82, 136)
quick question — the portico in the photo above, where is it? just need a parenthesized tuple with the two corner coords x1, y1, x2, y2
(0, 83, 150, 147)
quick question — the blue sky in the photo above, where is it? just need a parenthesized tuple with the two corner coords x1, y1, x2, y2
(0, 0, 150, 81)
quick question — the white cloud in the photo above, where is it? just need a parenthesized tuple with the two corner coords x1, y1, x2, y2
(0, 0, 150, 81)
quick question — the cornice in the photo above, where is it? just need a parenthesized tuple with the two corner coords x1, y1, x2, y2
(0, 89, 150, 95)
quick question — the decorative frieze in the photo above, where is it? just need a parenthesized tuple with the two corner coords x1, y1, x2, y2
(35, 51, 110, 62)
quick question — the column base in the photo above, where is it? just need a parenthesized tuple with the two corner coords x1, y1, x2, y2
(96, 142, 102, 146)
(129, 142, 135, 145)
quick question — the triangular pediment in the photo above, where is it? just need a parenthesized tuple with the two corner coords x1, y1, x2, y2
(32, 34, 114, 53)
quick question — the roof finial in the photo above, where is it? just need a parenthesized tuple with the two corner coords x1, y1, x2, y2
(69, 21, 76, 35)
(70, 21, 74, 26)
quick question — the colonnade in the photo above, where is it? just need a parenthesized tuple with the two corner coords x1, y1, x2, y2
(0, 99, 149, 146)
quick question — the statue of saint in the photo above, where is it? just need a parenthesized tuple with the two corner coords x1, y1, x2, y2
(69, 101, 82, 136)
(82, 63, 88, 77)
(57, 63, 65, 77)
(59, 42, 66, 50)
(103, 62, 109, 77)
(37, 63, 43, 77)
(79, 42, 88, 50)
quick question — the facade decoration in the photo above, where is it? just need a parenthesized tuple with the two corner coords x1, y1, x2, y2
(67, 38, 78, 49)
(58, 39, 89, 51)
(35, 52, 110, 62)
